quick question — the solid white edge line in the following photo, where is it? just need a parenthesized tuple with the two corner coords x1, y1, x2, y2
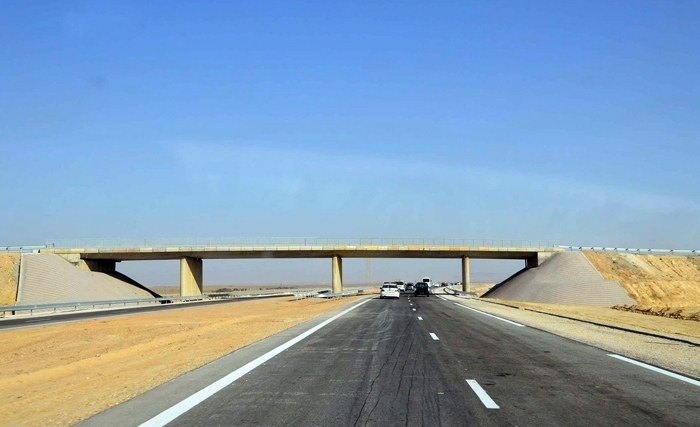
(453, 303, 525, 327)
(608, 354, 700, 387)
(429, 332, 440, 340)
(138, 298, 373, 427)
(466, 380, 500, 409)
(417, 316, 423, 320)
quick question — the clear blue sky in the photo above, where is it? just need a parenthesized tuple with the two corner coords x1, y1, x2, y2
(1, 1, 698, 285)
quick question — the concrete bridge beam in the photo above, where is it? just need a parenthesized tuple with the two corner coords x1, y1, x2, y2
(332, 255, 343, 294)
(180, 257, 203, 296)
(461, 256, 470, 293)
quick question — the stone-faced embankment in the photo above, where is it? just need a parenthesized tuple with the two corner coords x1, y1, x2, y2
(483, 252, 636, 306)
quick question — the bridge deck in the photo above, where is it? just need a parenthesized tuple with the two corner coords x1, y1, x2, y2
(41, 245, 561, 261)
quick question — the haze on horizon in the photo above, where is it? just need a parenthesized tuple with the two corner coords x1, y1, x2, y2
(1, 1, 698, 286)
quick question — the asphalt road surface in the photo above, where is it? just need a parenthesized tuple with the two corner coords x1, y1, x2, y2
(83, 293, 699, 427)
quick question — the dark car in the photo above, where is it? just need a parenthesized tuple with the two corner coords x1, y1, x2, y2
(414, 282, 430, 297)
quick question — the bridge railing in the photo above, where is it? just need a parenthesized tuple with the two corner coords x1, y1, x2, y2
(45, 237, 559, 249)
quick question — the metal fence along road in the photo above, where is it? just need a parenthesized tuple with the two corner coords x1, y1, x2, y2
(0, 288, 373, 317)
(1, 245, 46, 253)
(559, 246, 699, 255)
(44, 238, 559, 249)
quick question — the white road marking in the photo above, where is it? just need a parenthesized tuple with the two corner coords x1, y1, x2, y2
(435, 295, 446, 300)
(417, 316, 423, 320)
(412, 308, 416, 311)
(466, 380, 500, 409)
(138, 298, 373, 427)
(609, 354, 700, 387)
(453, 303, 525, 327)
(410, 303, 413, 306)
(429, 333, 440, 340)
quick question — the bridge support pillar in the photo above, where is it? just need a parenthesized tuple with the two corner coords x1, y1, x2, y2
(332, 255, 343, 294)
(461, 256, 470, 293)
(180, 257, 203, 296)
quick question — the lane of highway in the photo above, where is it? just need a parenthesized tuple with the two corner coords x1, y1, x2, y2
(109, 293, 700, 427)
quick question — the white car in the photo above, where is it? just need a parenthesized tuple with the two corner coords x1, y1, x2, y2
(380, 284, 400, 299)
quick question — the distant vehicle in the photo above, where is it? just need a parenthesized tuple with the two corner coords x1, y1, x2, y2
(421, 277, 433, 288)
(396, 280, 406, 292)
(380, 283, 400, 299)
(414, 282, 430, 297)
(406, 283, 414, 292)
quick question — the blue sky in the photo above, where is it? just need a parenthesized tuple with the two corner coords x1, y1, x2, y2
(1, 1, 698, 285)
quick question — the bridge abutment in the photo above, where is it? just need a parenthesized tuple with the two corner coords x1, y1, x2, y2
(527, 251, 556, 268)
(180, 257, 203, 296)
(57, 254, 117, 272)
(80, 259, 117, 273)
(332, 255, 343, 294)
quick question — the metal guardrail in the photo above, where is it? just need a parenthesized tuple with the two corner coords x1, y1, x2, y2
(0, 291, 299, 317)
(1, 245, 46, 253)
(45, 238, 558, 249)
(560, 246, 699, 255)
(0, 296, 197, 316)
(1, 288, 371, 317)
(445, 286, 476, 297)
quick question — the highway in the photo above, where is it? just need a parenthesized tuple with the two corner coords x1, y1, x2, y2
(81, 292, 699, 427)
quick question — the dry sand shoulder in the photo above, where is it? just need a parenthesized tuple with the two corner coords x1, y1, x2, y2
(0, 295, 367, 427)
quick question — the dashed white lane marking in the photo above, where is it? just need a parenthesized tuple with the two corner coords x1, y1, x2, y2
(453, 303, 525, 327)
(429, 333, 440, 340)
(410, 303, 413, 306)
(412, 308, 416, 311)
(137, 298, 373, 427)
(417, 316, 423, 320)
(466, 380, 500, 409)
(609, 354, 700, 387)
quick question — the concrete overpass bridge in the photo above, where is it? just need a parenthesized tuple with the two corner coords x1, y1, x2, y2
(42, 238, 561, 296)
